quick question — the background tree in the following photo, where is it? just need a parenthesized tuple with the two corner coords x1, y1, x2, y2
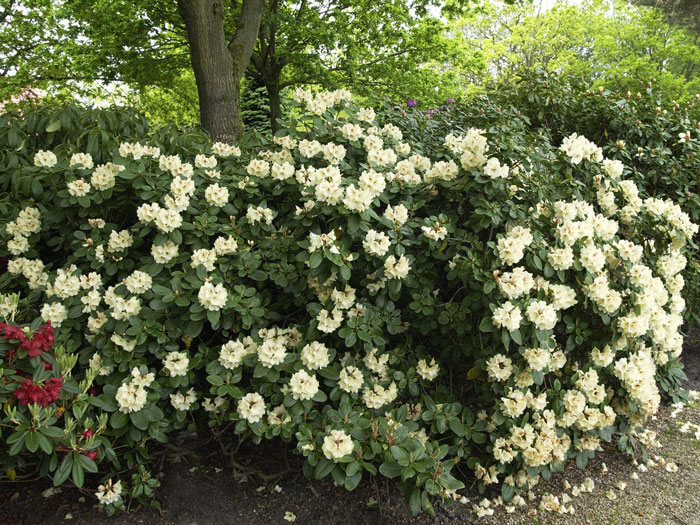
(246, 0, 456, 131)
(446, 0, 700, 101)
(125, 70, 199, 129)
(1, 0, 462, 136)
(10, 0, 697, 137)
(630, 0, 700, 35)
(240, 75, 272, 134)
(176, 0, 265, 142)
(0, 0, 73, 99)
(630, 0, 700, 82)
(1, 0, 265, 141)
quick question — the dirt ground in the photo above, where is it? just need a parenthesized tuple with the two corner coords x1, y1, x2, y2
(2, 331, 700, 525)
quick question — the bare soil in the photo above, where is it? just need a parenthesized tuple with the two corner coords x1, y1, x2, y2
(2, 330, 700, 525)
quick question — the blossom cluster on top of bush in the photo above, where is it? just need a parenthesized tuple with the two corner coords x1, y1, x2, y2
(386, 69, 700, 330)
(0, 84, 697, 516)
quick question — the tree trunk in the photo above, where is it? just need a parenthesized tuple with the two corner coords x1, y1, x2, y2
(177, 0, 265, 143)
(266, 78, 282, 133)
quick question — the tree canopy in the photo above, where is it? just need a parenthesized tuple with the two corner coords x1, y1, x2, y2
(631, 0, 700, 36)
(3, 0, 700, 137)
(446, 0, 700, 101)
(1, 0, 460, 135)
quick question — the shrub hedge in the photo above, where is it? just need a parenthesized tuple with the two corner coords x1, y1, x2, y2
(0, 76, 697, 516)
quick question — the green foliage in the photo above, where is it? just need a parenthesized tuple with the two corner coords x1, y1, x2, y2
(448, 0, 700, 102)
(0, 0, 67, 100)
(631, 0, 700, 36)
(126, 70, 200, 129)
(240, 76, 271, 135)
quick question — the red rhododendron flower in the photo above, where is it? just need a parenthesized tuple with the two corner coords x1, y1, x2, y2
(29, 323, 55, 355)
(0, 323, 27, 354)
(0, 322, 54, 358)
(82, 449, 98, 461)
(13, 377, 62, 406)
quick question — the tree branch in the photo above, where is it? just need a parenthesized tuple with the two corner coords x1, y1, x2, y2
(295, 0, 307, 21)
(228, 0, 266, 77)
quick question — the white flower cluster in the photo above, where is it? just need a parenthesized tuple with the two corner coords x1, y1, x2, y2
(67, 178, 91, 197)
(191, 248, 217, 271)
(40, 301, 68, 327)
(363, 381, 398, 409)
(559, 133, 603, 164)
(69, 152, 94, 169)
(421, 221, 447, 242)
(0, 292, 20, 321)
(195, 154, 217, 169)
(322, 429, 354, 461)
(292, 87, 352, 116)
(116, 367, 154, 413)
(301, 341, 331, 370)
(424, 160, 459, 182)
(309, 230, 340, 254)
(107, 229, 133, 253)
(339, 365, 364, 393)
(151, 240, 179, 263)
(363, 229, 390, 256)
(212, 142, 241, 157)
(416, 358, 440, 381)
(88, 352, 114, 376)
(45, 265, 80, 299)
(444, 128, 488, 171)
(119, 142, 160, 160)
(4, 206, 41, 256)
(95, 479, 122, 505)
(163, 351, 189, 377)
(246, 205, 274, 225)
(497, 226, 533, 265)
(483, 157, 510, 179)
(289, 369, 319, 400)
(123, 270, 152, 294)
(316, 307, 344, 333)
(238, 392, 266, 423)
(613, 347, 660, 417)
(170, 388, 197, 411)
(198, 281, 228, 311)
(34, 150, 57, 167)
(384, 203, 409, 226)
(104, 284, 141, 321)
(482, 135, 698, 480)
(219, 337, 257, 369)
(92, 162, 126, 191)
(204, 183, 229, 207)
(256, 326, 302, 368)
(384, 255, 410, 280)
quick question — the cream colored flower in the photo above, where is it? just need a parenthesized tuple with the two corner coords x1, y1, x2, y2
(322, 429, 354, 461)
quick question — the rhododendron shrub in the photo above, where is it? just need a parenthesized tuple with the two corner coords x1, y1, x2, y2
(383, 69, 700, 328)
(0, 89, 697, 515)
